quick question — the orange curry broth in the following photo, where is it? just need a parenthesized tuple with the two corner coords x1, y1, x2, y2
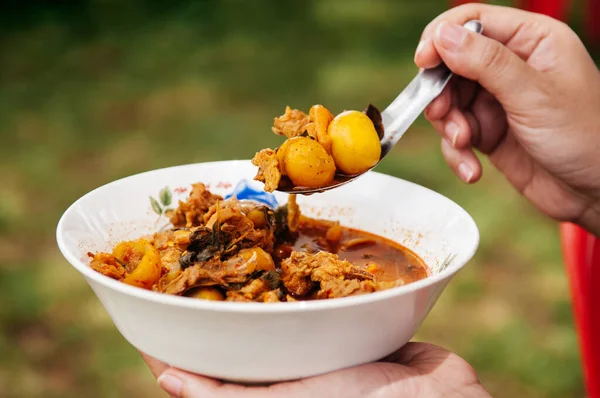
(277, 222, 429, 285)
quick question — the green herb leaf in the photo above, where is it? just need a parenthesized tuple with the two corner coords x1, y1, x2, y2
(150, 196, 163, 215)
(262, 270, 283, 290)
(159, 187, 172, 206)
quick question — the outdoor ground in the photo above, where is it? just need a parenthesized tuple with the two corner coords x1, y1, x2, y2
(0, 1, 597, 397)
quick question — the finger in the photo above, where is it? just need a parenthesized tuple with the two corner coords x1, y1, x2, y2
(469, 89, 508, 153)
(415, 38, 442, 69)
(139, 351, 170, 379)
(462, 110, 481, 148)
(432, 21, 540, 111)
(157, 365, 399, 398)
(424, 83, 453, 121)
(157, 368, 270, 398)
(441, 139, 482, 183)
(456, 78, 478, 110)
(417, 3, 555, 60)
(427, 105, 472, 149)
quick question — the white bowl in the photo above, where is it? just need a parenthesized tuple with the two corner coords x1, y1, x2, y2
(56, 160, 479, 383)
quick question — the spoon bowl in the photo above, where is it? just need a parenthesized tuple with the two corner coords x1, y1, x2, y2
(276, 20, 484, 195)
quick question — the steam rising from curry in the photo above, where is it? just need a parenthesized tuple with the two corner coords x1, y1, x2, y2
(88, 183, 429, 302)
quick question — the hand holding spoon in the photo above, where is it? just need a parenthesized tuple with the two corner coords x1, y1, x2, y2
(276, 20, 484, 194)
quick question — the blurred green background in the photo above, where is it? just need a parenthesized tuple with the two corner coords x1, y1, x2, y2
(1, 0, 598, 397)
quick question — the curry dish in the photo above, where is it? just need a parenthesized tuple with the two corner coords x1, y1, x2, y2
(89, 183, 428, 302)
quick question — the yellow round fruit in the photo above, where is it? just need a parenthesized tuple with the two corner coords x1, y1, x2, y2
(328, 110, 381, 175)
(275, 139, 293, 174)
(282, 136, 336, 188)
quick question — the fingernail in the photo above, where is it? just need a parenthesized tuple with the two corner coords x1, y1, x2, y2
(158, 372, 183, 397)
(458, 162, 473, 183)
(414, 40, 427, 61)
(436, 21, 467, 51)
(445, 121, 460, 146)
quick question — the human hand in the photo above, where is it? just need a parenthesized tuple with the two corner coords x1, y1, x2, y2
(415, 4, 600, 236)
(142, 342, 491, 398)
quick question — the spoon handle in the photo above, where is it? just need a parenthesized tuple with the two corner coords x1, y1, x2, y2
(380, 20, 484, 155)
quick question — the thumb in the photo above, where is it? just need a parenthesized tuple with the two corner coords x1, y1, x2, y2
(433, 21, 539, 109)
(157, 368, 271, 398)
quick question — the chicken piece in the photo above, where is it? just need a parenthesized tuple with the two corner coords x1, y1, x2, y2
(262, 290, 282, 302)
(202, 199, 276, 253)
(158, 258, 239, 295)
(226, 278, 284, 302)
(154, 263, 182, 292)
(153, 246, 183, 290)
(271, 106, 311, 138)
(205, 203, 253, 233)
(89, 252, 127, 280)
(319, 278, 405, 299)
(242, 228, 276, 253)
(310, 253, 374, 283)
(225, 292, 253, 302)
(169, 183, 222, 228)
(287, 194, 300, 233)
(159, 260, 243, 295)
(152, 229, 192, 251)
(225, 279, 271, 302)
(281, 251, 374, 296)
(305, 105, 334, 153)
(251, 148, 282, 192)
(159, 248, 275, 295)
(159, 247, 183, 271)
(316, 279, 378, 299)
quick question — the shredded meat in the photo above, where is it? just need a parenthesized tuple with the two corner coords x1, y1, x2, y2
(205, 203, 253, 233)
(251, 148, 282, 192)
(318, 278, 405, 299)
(169, 183, 222, 228)
(155, 265, 183, 292)
(225, 279, 280, 302)
(281, 251, 374, 296)
(317, 279, 378, 299)
(158, 247, 275, 295)
(203, 199, 276, 253)
(159, 259, 245, 295)
(263, 290, 282, 302)
(271, 106, 311, 138)
(152, 229, 192, 251)
(89, 252, 126, 280)
(158, 247, 182, 270)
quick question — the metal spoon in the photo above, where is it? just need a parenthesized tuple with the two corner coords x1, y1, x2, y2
(277, 20, 484, 195)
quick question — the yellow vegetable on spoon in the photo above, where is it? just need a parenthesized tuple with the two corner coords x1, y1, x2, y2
(279, 136, 336, 188)
(328, 110, 382, 175)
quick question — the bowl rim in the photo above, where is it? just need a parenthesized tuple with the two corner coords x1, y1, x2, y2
(56, 159, 480, 313)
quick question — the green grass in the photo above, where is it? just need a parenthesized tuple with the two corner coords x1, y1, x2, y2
(0, 1, 596, 397)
